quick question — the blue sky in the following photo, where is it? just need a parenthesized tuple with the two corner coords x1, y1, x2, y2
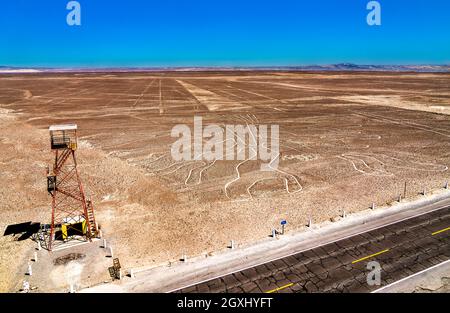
(1, 0, 449, 67)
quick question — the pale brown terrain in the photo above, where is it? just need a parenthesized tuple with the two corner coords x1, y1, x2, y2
(0, 71, 449, 292)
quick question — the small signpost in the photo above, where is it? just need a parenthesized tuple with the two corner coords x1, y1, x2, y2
(281, 220, 287, 235)
(108, 258, 122, 280)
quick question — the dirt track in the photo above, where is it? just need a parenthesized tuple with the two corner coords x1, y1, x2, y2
(1, 71, 449, 291)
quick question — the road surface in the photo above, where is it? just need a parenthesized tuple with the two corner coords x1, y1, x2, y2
(173, 206, 450, 293)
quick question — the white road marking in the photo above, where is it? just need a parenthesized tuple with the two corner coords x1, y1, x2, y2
(371, 259, 450, 293)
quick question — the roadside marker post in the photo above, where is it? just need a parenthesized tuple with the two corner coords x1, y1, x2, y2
(34, 252, 38, 262)
(22, 281, 30, 293)
(445, 182, 448, 189)
(95, 222, 100, 238)
(371, 203, 375, 210)
(281, 220, 287, 235)
(272, 229, 276, 238)
(27, 263, 32, 276)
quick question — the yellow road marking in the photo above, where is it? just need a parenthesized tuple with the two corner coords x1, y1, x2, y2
(265, 283, 294, 293)
(352, 249, 390, 264)
(432, 226, 450, 236)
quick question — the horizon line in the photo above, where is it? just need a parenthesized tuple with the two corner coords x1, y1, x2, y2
(1, 63, 449, 70)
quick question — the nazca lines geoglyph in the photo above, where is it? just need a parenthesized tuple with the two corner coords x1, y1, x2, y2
(125, 113, 303, 201)
(104, 106, 449, 201)
(338, 152, 448, 177)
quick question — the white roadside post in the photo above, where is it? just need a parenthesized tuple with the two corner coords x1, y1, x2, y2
(22, 281, 30, 293)
(37, 241, 41, 251)
(27, 263, 32, 276)
(69, 284, 75, 293)
(445, 182, 448, 189)
(34, 252, 38, 262)
(95, 223, 100, 238)
(130, 269, 135, 279)
(103, 239, 107, 249)
(230, 240, 235, 249)
(272, 229, 276, 238)
(342, 211, 347, 218)
(308, 218, 312, 228)
(109, 246, 114, 258)
(371, 203, 375, 210)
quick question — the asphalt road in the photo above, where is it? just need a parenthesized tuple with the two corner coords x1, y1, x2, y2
(174, 206, 450, 293)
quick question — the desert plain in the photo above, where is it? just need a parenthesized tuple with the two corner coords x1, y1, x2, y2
(0, 70, 449, 291)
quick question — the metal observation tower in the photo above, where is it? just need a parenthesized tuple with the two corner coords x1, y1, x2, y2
(43, 124, 98, 250)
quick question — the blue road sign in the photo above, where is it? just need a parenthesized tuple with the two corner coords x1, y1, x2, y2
(281, 220, 287, 225)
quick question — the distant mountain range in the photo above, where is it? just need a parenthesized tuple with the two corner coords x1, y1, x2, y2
(1, 64, 449, 73)
(285, 63, 450, 72)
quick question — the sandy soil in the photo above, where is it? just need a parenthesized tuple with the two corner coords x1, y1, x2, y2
(0, 71, 449, 292)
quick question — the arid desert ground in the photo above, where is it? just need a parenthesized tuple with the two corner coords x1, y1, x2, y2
(1, 71, 449, 291)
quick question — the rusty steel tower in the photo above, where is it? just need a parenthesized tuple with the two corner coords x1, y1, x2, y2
(44, 124, 98, 250)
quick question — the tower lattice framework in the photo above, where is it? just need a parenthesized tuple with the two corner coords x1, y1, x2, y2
(45, 124, 98, 250)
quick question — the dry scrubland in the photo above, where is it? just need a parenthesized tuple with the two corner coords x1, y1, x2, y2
(1, 71, 450, 291)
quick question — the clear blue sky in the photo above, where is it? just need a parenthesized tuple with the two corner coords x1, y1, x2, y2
(1, 0, 449, 67)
